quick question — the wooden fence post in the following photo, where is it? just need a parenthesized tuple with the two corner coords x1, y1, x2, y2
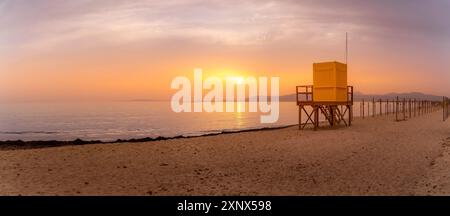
(395, 96, 399, 121)
(379, 99, 382, 116)
(403, 98, 406, 120)
(385, 99, 388, 116)
(360, 100, 362, 118)
(409, 99, 411, 118)
(372, 97, 375, 117)
(362, 99, 365, 119)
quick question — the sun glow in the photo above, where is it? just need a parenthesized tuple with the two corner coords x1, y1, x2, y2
(227, 76, 245, 85)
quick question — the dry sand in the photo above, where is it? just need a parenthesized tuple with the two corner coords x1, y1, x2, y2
(0, 111, 449, 195)
(415, 136, 450, 195)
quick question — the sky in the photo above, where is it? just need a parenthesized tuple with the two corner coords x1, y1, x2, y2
(1, 0, 450, 102)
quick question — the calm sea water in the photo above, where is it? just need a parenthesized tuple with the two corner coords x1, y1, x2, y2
(0, 101, 377, 141)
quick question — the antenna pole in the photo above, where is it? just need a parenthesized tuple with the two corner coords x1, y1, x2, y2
(346, 32, 348, 64)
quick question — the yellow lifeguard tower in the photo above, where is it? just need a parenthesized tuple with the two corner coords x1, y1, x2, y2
(296, 61, 353, 130)
(313, 61, 348, 102)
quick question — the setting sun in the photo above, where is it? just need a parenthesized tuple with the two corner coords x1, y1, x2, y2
(227, 76, 244, 85)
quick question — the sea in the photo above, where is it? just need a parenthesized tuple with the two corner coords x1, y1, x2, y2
(0, 101, 373, 141)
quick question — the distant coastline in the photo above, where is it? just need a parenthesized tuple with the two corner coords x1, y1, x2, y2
(130, 92, 445, 102)
(280, 91, 445, 102)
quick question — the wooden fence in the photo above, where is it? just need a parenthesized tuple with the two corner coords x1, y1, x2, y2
(359, 97, 442, 122)
(444, 97, 450, 121)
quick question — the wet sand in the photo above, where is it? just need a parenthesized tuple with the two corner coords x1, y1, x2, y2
(0, 111, 449, 195)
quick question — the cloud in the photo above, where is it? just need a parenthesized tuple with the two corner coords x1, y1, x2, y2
(2, 0, 449, 55)
(1, 0, 450, 100)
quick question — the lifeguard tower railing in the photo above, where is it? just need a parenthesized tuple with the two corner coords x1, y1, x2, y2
(296, 85, 354, 130)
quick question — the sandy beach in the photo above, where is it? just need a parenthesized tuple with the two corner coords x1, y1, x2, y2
(0, 111, 449, 195)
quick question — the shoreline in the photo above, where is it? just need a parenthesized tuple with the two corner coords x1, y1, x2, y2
(0, 124, 297, 150)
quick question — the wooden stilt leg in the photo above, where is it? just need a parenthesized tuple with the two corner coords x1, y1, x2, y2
(330, 106, 334, 127)
(348, 105, 352, 126)
(314, 106, 319, 131)
(298, 105, 302, 130)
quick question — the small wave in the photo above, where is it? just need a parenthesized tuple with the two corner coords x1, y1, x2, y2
(0, 124, 297, 143)
(181, 124, 296, 138)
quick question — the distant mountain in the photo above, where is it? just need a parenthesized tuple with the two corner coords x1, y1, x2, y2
(353, 92, 443, 101)
(132, 92, 443, 102)
(280, 92, 444, 102)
